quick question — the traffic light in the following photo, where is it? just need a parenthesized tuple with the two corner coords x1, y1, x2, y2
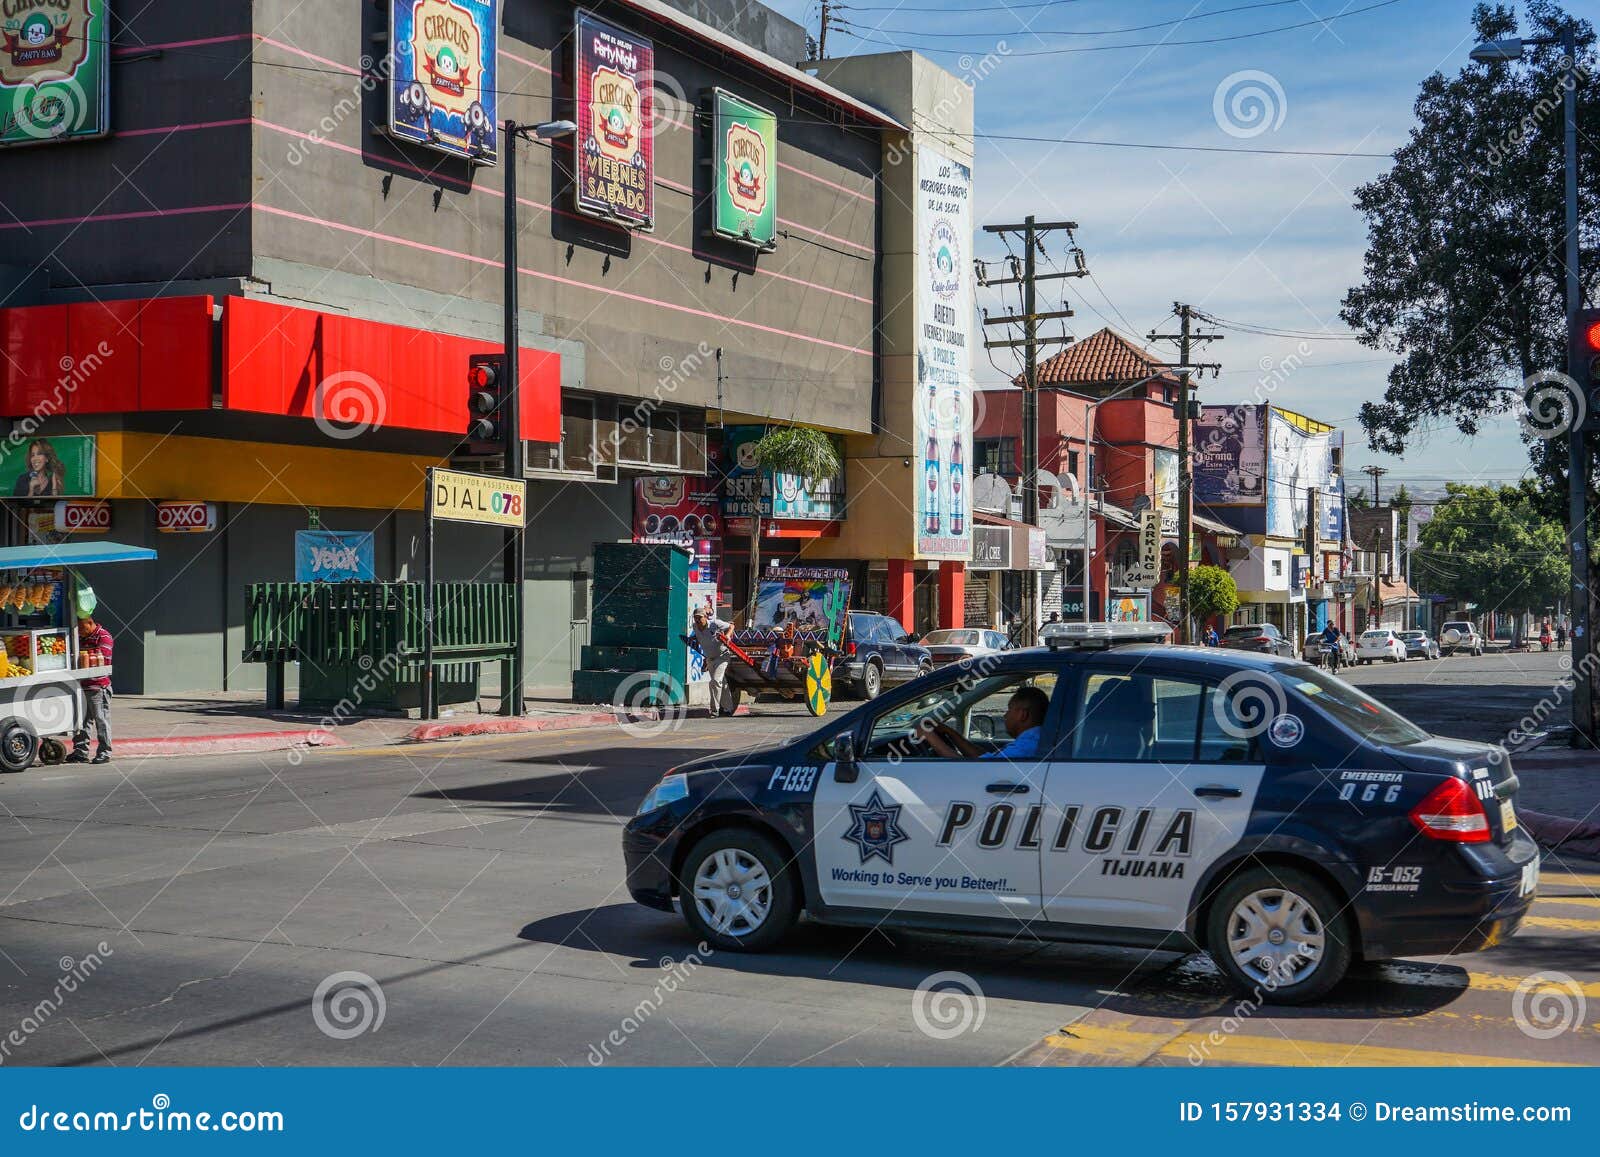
(1573, 310, 1600, 430)
(465, 353, 507, 451)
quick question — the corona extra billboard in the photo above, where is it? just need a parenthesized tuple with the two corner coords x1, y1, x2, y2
(389, 0, 498, 163)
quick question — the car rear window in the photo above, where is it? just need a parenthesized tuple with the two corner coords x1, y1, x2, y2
(1276, 666, 1428, 746)
(1224, 626, 1261, 636)
(924, 630, 981, 646)
(1361, 631, 1388, 640)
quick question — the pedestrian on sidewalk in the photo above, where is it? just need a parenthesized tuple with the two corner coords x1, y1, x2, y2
(69, 615, 113, 764)
(689, 606, 734, 718)
(1557, 622, 1568, 651)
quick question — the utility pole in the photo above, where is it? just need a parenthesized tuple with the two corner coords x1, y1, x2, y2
(818, 1, 832, 58)
(1149, 303, 1221, 643)
(980, 216, 1081, 644)
(1361, 464, 1388, 507)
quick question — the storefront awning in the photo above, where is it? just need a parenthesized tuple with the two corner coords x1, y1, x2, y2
(0, 542, 157, 569)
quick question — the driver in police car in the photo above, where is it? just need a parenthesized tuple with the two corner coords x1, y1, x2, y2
(919, 685, 1048, 761)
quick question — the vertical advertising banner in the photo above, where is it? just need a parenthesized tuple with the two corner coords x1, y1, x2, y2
(1193, 404, 1266, 506)
(711, 89, 776, 248)
(1266, 408, 1336, 540)
(1, 0, 109, 147)
(914, 147, 974, 559)
(633, 476, 720, 587)
(389, 0, 499, 163)
(574, 10, 654, 229)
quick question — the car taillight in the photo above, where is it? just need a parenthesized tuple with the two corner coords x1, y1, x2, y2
(1253, 636, 1270, 645)
(846, 641, 857, 656)
(1410, 779, 1491, 843)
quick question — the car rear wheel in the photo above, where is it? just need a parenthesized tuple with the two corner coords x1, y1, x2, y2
(1206, 866, 1351, 1005)
(679, 829, 799, 952)
(859, 660, 883, 700)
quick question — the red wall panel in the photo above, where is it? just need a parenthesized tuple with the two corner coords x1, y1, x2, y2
(222, 296, 288, 415)
(519, 349, 561, 443)
(67, 301, 141, 414)
(138, 296, 213, 410)
(1, 305, 68, 417)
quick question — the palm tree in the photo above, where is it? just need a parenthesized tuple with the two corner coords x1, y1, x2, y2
(743, 426, 841, 621)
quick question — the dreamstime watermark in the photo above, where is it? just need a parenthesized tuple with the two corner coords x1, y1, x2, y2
(1498, 648, 1600, 759)
(287, 648, 406, 766)
(612, 670, 688, 738)
(641, 68, 692, 139)
(604, 341, 714, 460)
(1486, 54, 1591, 169)
(886, 650, 1012, 768)
(911, 970, 986, 1040)
(885, 43, 1011, 169)
(311, 970, 386, 1039)
(1186, 951, 1312, 1065)
(1211, 670, 1289, 741)
(1511, 971, 1586, 1040)
(585, 944, 712, 1064)
(1519, 369, 1585, 441)
(8, 69, 87, 141)
(1195, 343, 1312, 464)
(6, 342, 114, 452)
(1212, 70, 1287, 139)
(0, 943, 113, 1065)
(313, 370, 387, 440)
(286, 54, 394, 166)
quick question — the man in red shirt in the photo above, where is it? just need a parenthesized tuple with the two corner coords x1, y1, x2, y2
(68, 615, 112, 764)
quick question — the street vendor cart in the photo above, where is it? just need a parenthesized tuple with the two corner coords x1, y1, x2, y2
(721, 567, 849, 717)
(0, 541, 154, 773)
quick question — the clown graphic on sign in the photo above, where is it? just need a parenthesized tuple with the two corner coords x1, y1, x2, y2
(1, 0, 90, 78)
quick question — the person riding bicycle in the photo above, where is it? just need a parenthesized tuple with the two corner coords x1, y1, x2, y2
(1319, 621, 1343, 670)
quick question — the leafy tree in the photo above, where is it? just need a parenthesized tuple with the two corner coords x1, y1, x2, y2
(1412, 483, 1566, 641)
(1346, 489, 1370, 511)
(743, 427, 842, 620)
(1187, 564, 1240, 626)
(1340, 2, 1599, 490)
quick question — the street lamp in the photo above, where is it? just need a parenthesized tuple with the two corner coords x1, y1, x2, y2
(501, 118, 577, 717)
(1471, 26, 1587, 742)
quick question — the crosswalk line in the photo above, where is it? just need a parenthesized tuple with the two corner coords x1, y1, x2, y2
(1540, 870, 1600, 891)
(1044, 1023, 1574, 1068)
(1521, 913, 1600, 933)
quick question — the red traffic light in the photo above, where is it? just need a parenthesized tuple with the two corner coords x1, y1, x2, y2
(1586, 319, 1600, 352)
(469, 363, 499, 389)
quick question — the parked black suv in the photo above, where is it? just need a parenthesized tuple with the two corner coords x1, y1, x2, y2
(1218, 622, 1297, 657)
(833, 611, 932, 699)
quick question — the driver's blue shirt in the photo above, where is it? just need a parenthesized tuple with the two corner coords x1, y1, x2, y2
(981, 725, 1043, 760)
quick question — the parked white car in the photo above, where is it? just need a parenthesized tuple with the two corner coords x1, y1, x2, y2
(1357, 628, 1406, 664)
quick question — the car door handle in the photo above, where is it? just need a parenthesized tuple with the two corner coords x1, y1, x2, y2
(1193, 784, 1242, 799)
(986, 782, 1031, 795)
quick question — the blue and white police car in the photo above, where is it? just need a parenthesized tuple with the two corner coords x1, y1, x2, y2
(623, 623, 1539, 1004)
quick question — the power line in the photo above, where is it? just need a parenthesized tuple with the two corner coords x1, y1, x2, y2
(849, 0, 1313, 37)
(837, 0, 1406, 56)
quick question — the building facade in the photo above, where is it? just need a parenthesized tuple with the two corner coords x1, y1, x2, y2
(0, 0, 937, 694)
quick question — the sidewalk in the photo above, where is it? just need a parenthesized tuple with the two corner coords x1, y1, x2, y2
(1508, 733, 1600, 862)
(99, 688, 751, 757)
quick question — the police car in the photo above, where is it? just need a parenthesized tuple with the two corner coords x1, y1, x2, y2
(623, 622, 1539, 1004)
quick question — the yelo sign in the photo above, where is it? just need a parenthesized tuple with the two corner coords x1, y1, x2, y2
(430, 468, 525, 527)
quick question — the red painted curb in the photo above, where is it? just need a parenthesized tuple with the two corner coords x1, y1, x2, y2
(107, 729, 346, 757)
(406, 703, 753, 743)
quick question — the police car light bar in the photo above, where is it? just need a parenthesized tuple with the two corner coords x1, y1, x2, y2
(1042, 621, 1175, 650)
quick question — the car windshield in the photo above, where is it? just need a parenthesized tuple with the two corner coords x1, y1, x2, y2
(923, 630, 981, 646)
(1275, 665, 1429, 746)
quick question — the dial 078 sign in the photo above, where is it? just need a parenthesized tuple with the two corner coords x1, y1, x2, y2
(429, 468, 526, 527)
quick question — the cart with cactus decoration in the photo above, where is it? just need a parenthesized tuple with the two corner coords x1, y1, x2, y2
(721, 567, 849, 716)
(0, 541, 156, 773)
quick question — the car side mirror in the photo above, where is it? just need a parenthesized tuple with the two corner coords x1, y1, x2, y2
(834, 733, 859, 782)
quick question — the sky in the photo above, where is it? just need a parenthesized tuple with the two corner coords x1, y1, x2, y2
(765, 0, 1545, 500)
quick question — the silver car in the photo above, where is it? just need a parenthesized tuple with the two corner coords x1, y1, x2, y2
(919, 627, 1011, 665)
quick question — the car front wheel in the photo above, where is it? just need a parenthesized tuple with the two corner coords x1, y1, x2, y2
(1206, 866, 1352, 1005)
(679, 828, 799, 952)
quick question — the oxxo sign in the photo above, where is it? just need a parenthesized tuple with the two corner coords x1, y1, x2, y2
(156, 502, 217, 533)
(53, 501, 110, 534)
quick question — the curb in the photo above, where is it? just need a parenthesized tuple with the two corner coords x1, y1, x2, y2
(405, 703, 751, 744)
(100, 729, 347, 757)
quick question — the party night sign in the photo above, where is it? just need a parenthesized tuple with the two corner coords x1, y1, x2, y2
(574, 9, 653, 230)
(1, 0, 109, 147)
(711, 90, 776, 248)
(389, 0, 498, 163)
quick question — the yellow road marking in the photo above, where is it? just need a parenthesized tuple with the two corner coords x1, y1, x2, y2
(1541, 870, 1600, 891)
(1045, 1023, 1572, 1068)
(1521, 914, 1600, 933)
(1461, 971, 1600, 998)
(1537, 893, 1600, 909)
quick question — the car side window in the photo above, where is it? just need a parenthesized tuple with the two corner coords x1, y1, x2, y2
(1197, 685, 1260, 762)
(1070, 672, 1228, 763)
(862, 671, 1059, 761)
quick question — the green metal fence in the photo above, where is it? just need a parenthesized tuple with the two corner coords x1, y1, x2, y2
(245, 582, 517, 665)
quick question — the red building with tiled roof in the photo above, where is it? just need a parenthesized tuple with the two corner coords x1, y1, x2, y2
(974, 328, 1225, 632)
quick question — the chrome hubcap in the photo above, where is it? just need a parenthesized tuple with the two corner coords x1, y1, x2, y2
(692, 848, 772, 937)
(1226, 887, 1326, 987)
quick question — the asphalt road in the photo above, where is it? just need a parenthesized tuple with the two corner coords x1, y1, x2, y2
(0, 651, 1595, 1068)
